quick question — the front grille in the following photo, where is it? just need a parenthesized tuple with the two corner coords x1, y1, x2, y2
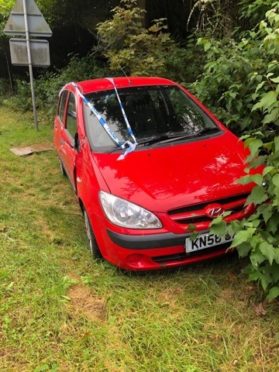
(168, 193, 250, 229)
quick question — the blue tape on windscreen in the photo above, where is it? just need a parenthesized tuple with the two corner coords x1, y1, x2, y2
(106, 78, 138, 146)
(66, 82, 137, 160)
(70, 82, 123, 148)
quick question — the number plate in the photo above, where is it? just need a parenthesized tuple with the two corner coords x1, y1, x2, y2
(185, 232, 234, 253)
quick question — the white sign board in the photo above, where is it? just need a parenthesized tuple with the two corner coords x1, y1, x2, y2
(4, 0, 52, 130)
(9, 38, 50, 67)
(4, 0, 52, 37)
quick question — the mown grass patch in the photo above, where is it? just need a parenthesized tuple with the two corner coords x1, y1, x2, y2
(0, 106, 279, 371)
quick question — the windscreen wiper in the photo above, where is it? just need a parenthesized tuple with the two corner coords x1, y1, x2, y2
(137, 131, 189, 146)
(195, 127, 221, 136)
(110, 128, 221, 152)
(137, 135, 172, 146)
(160, 128, 221, 144)
(137, 128, 221, 147)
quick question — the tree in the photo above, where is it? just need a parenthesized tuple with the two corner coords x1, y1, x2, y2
(96, 0, 179, 76)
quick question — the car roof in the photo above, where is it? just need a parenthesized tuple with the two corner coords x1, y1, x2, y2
(66, 76, 176, 95)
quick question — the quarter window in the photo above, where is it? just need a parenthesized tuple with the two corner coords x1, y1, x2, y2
(58, 91, 68, 122)
(66, 93, 77, 139)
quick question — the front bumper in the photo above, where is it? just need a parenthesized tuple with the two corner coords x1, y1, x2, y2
(106, 229, 232, 270)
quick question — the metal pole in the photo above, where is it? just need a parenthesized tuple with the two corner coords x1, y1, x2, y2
(22, 0, 38, 130)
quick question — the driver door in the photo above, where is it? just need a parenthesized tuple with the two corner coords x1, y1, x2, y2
(61, 92, 78, 188)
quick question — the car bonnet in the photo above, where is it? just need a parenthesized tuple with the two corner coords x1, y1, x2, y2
(92, 131, 252, 213)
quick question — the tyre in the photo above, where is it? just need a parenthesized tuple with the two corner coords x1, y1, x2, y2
(84, 210, 102, 259)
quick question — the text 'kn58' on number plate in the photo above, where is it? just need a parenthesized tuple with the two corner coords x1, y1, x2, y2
(185, 232, 234, 253)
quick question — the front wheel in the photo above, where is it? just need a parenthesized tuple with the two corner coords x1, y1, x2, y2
(84, 210, 102, 259)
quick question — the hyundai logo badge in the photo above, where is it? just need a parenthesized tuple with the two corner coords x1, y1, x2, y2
(206, 205, 224, 218)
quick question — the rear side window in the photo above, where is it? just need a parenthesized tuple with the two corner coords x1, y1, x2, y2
(66, 93, 77, 139)
(58, 90, 68, 121)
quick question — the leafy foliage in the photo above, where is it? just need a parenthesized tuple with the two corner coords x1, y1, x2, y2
(1, 0, 203, 113)
(0, 0, 13, 15)
(96, 0, 175, 76)
(239, 0, 276, 27)
(192, 5, 279, 136)
(96, 0, 201, 80)
(208, 5, 279, 299)
(0, 0, 118, 31)
(3, 56, 106, 114)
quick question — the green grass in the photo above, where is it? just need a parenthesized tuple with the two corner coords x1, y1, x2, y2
(0, 106, 279, 371)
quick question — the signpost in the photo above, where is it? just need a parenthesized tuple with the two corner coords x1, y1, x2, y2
(4, 0, 52, 130)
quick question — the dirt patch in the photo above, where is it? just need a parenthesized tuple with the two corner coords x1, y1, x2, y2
(254, 302, 267, 317)
(10, 143, 53, 157)
(68, 275, 107, 322)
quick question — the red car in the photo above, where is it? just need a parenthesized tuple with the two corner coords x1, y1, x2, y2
(54, 77, 254, 271)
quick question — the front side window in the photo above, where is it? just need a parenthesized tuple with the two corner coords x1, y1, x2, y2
(66, 93, 77, 139)
(84, 86, 221, 151)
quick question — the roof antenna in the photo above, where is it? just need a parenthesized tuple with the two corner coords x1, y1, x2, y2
(120, 66, 132, 85)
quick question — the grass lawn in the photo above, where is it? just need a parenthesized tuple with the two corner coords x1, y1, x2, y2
(0, 106, 278, 371)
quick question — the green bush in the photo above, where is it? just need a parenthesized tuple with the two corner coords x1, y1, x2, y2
(96, 0, 173, 76)
(3, 0, 203, 115)
(35, 56, 106, 113)
(96, 0, 203, 82)
(191, 36, 273, 134)
(0, 79, 11, 99)
(3, 55, 106, 115)
(207, 5, 279, 299)
(239, 0, 276, 27)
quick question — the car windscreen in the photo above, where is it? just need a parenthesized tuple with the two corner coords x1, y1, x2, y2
(83, 85, 220, 152)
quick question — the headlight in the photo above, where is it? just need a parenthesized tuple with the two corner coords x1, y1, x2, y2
(99, 191, 162, 229)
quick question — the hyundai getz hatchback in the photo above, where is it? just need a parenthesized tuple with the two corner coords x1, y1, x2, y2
(54, 77, 255, 271)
